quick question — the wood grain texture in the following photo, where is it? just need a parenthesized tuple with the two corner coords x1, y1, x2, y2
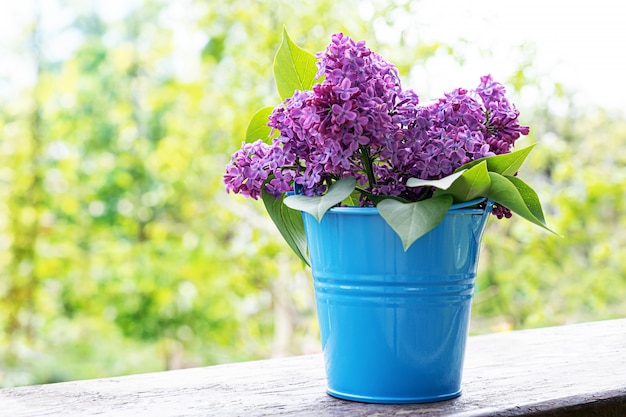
(1, 319, 625, 416)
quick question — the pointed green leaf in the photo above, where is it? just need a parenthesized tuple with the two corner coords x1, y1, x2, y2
(487, 172, 556, 234)
(246, 106, 279, 143)
(436, 161, 491, 202)
(262, 188, 310, 266)
(342, 189, 361, 207)
(377, 195, 454, 251)
(273, 28, 319, 100)
(358, 189, 410, 205)
(284, 177, 357, 222)
(406, 170, 466, 189)
(505, 175, 547, 225)
(457, 144, 537, 176)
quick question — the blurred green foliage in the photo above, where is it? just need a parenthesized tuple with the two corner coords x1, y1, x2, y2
(474, 108, 626, 331)
(0, 0, 624, 387)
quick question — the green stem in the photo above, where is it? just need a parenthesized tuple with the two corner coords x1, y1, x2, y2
(359, 145, 377, 187)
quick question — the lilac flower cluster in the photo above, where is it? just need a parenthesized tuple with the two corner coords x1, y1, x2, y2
(224, 33, 529, 207)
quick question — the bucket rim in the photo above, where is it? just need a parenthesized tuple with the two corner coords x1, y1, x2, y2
(326, 198, 491, 216)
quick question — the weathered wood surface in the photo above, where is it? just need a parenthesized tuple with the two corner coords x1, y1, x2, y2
(1, 319, 625, 416)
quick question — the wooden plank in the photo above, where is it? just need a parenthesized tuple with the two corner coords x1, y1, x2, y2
(1, 319, 625, 416)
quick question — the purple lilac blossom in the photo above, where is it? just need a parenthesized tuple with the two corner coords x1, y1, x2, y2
(223, 140, 272, 200)
(223, 33, 529, 208)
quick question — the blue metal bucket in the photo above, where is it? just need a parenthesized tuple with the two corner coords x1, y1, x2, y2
(303, 199, 492, 404)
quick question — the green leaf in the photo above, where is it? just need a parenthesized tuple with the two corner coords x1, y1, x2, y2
(358, 189, 409, 205)
(273, 28, 319, 100)
(377, 195, 454, 251)
(457, 144, 537, 176)
(406, 170, 466, 190)
(342, 189, 361, 207)
(505, 175, 547, 225)
(283, 177, 357, 222)
(262, 188, 310, 266)
(436, 161, 491, 202)
(487, 172, 556, 234)
(246, 106, 278, 143)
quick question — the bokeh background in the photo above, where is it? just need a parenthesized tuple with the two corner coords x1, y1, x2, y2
(1, 0, 624, 387)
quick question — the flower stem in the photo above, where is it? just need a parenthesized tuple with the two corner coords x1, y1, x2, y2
(359, 145, 377, 187)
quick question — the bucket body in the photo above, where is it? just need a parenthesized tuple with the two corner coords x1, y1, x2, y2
(303, 200, 491, 404)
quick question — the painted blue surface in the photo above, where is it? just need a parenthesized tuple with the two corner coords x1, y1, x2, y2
(303, 200, 492, 403)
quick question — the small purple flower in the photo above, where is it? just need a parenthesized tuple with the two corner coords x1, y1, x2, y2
(331, 102, 358, 125)
(478, 74, 529, 154)
(333, 77, 360, 101)
(223, 140, 272, 200)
